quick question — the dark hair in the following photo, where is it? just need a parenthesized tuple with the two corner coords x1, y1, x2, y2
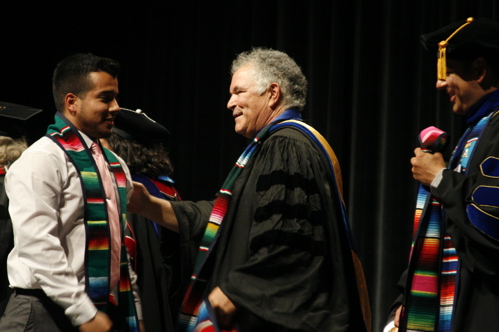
(107, 133, 174, 178)
(52, 53, 121, 112)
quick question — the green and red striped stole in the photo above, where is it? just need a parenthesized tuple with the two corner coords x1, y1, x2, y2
(46, 112, 138, 331)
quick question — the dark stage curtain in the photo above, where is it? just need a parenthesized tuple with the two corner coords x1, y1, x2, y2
(1, 1, 498, 331)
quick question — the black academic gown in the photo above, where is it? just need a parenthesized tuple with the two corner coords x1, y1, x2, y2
(432, 110, 499, 331)
(172, 127, 367, 332)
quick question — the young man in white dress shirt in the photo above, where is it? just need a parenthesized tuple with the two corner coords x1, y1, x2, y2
(0, 53, 143, 332)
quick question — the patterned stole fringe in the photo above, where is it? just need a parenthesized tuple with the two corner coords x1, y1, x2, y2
(178, 120, 370, 332)
(46, 113, 139, 331)
(401, 114, 493, 332)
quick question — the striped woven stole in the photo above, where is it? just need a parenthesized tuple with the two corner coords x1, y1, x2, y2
(177, 123, 271, 332)
(46, 113, 139, 331)
(178, 119, 370, 332)
(401, 185, 446, 332)
(400, 114, 493, 332)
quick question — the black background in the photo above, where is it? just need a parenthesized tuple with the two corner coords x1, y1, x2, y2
(1, 1, 497, 330)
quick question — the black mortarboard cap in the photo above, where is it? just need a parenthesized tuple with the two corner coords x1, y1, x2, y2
(420, 17, 499, 80)
(113, 108, 170, 145)
(0, 101, 43, 138)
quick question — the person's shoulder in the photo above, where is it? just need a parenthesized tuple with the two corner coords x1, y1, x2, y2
(11, 136, 65, 169)
(262, 125, 323, 161)
(268, 122, 318, 145)
(26, 136, 60, 152)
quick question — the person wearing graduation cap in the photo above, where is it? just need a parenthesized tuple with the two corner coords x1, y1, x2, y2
(385, 17, 499, 332)
(0, 102, 42, 317)
(104, 108, 189, 332)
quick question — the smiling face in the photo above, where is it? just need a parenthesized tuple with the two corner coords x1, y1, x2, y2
(436, 59, 489, 115)
(227, 65, 280, 138)
(68, 71, 120, 139)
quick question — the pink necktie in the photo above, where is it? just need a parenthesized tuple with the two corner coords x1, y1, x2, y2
(91, 142, 121, 291)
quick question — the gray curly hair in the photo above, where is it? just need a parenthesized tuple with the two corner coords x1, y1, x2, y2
(230, 47, 308, 111)
(0, 136, 27, 167)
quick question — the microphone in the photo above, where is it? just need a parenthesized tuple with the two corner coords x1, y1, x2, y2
(419, 126, 449, 153)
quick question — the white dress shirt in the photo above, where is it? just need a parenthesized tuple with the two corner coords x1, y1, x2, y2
(5, 133, 140, 326)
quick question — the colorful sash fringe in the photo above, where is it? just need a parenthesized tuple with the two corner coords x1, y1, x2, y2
(46, 112, 139, 331)
(177, 119, 370, 332)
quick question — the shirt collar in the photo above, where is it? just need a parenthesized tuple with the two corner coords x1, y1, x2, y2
(79, 131, 97, 149)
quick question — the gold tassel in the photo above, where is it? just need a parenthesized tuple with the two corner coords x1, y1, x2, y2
(437, 17, 474, 80)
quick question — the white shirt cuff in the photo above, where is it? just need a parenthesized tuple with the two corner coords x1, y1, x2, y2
(383, 320, 397, 332)
(431, 168, 446, 189)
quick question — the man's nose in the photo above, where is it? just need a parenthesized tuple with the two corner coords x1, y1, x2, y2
(110, 99, 120, 113)
(227, 95, 236, 110)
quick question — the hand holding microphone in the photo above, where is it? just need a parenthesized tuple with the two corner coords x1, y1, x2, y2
(411, 126, 449, 186)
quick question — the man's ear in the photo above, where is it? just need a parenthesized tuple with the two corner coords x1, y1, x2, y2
(65, 93, 78, 116)
(473, 57, 488, 83)
(268, 82, 281, 108)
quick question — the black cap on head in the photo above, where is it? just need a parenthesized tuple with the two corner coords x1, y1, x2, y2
(113, 108, 170, 145)
(421, 17, 499, 80)
(0, 101, 43, 138)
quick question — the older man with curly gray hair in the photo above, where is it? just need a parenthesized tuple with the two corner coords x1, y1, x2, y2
(129, 47, 370, 332)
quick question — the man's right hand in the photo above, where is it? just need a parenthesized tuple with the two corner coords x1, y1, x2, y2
(79, 311, 113, 332)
